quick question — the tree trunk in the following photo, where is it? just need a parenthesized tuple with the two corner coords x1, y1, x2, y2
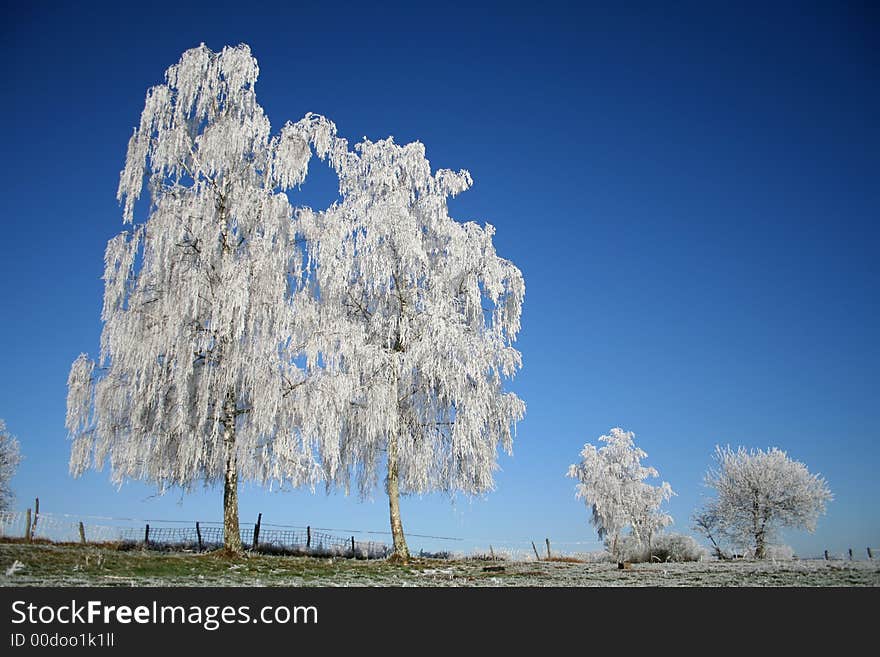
(222, 411, 243, 555)
(704, 530, 726, 559)
(386, 431, 410, 563)
(754, 532, 766, 559)
(752, 496, 763, 559)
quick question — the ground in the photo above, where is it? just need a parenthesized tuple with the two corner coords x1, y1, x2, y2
(1, 542, 878, 586)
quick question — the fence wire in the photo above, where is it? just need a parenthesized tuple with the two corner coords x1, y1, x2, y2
(0, 511, 389, 559)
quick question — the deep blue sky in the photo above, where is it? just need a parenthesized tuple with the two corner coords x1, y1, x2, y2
(1, 1, 877, 557)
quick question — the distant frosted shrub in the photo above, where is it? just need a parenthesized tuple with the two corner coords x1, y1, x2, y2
(0, 420, 22, 512)
(761, 544, 795, 560)
(570, 550, 615, 563)
(617, 533, 707, 563)
(418, 549, 454, 560)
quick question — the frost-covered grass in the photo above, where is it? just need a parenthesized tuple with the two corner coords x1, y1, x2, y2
(1, 542, 878, 587)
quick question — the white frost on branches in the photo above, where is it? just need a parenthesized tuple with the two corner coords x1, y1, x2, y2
(0, 420, 22, 511)
(567, 427, 674, 559)
(694, 446, 832, 559)
(65, 42, 526, 558)
(65, 44, 337, 494)
(298, 135, 526, 501)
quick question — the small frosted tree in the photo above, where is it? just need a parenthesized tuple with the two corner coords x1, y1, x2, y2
(0, 420, 22, 512)
(567, 427, 674, 560)
(694, 446, 832, 559)
(299, 137, 525, 562)
(65, 44, 338, 553)
(692, 501, 726, 559)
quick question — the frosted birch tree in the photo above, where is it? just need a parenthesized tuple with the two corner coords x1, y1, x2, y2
(694, 446, 832, 559)
(567, 427, 674, 560)
(0, 420, 22, 512)
(298, 137, 525, 561)
(65, 44, 340, 553)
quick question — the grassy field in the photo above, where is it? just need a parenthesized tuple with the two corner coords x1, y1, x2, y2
(2, 541, 878, 586)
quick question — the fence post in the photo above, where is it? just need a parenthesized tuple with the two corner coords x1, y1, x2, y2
(489, 545, 495, 561)
(196, 522, 203, 551)
(144, 524, 150, 548)
(531, 541, 540, 561)
(24, 508, 32, 542)
(253, 513, 262, 551)
(545, 538, 552, 560)
(351, 535, 356, 557)
(824, 550, 829, 561)
(307, 526, 311, 549)
(79, 522, 86, 545)
(868, 547, 874, 560)
(848, 548, 853, 561)
(32, 497, 40, 537)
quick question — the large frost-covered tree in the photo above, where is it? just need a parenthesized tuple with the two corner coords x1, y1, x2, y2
(567, 427, 674, 560)
(0, 419, 22, 512)
(65, 44, 339, 553)
(694, 446, 832, 559)
(298, 137, 525, 561)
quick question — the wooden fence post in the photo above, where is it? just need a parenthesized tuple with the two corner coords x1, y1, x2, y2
(307, 526, 311, 549)
(489, 545, 495, 561)
(531, 541, 540, 561)
(351, 535, 356, 556)
(144, 524, 150, 548)
(848, 548, 853, 561)
(32, 497, 40, 537)
(196, 522, 203, 551)
(253, 513, 262, 551)
(79, 522, 86, 545)
(545, 538, 552, 560)
(868, 547, 874, 560)
(824, 550, 829, 561)
(24, 509, 32, 542)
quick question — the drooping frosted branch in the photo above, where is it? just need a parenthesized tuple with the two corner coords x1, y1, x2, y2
(68, 44, 345, 493)
(298, 135, 526, 499)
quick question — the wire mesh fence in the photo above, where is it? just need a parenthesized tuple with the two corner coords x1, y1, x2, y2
(1, 511, 122, 543)
(0, 511, 390, 559)
(5, 510, 871, 563)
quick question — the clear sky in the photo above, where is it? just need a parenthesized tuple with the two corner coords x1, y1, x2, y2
(1, 1, 877, 558)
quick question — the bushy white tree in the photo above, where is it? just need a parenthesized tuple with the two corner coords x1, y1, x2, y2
(694, 446, 832, 559)
(65, 44, 340, 553)
(568, 427, 674, 560)
(298, 137, 526, 561)
(0, 420, 22, 512)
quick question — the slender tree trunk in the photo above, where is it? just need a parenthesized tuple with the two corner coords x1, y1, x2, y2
(222, 398, 243, 555)
(386, 431, 410, 563)
(704, 530, 725, 559)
